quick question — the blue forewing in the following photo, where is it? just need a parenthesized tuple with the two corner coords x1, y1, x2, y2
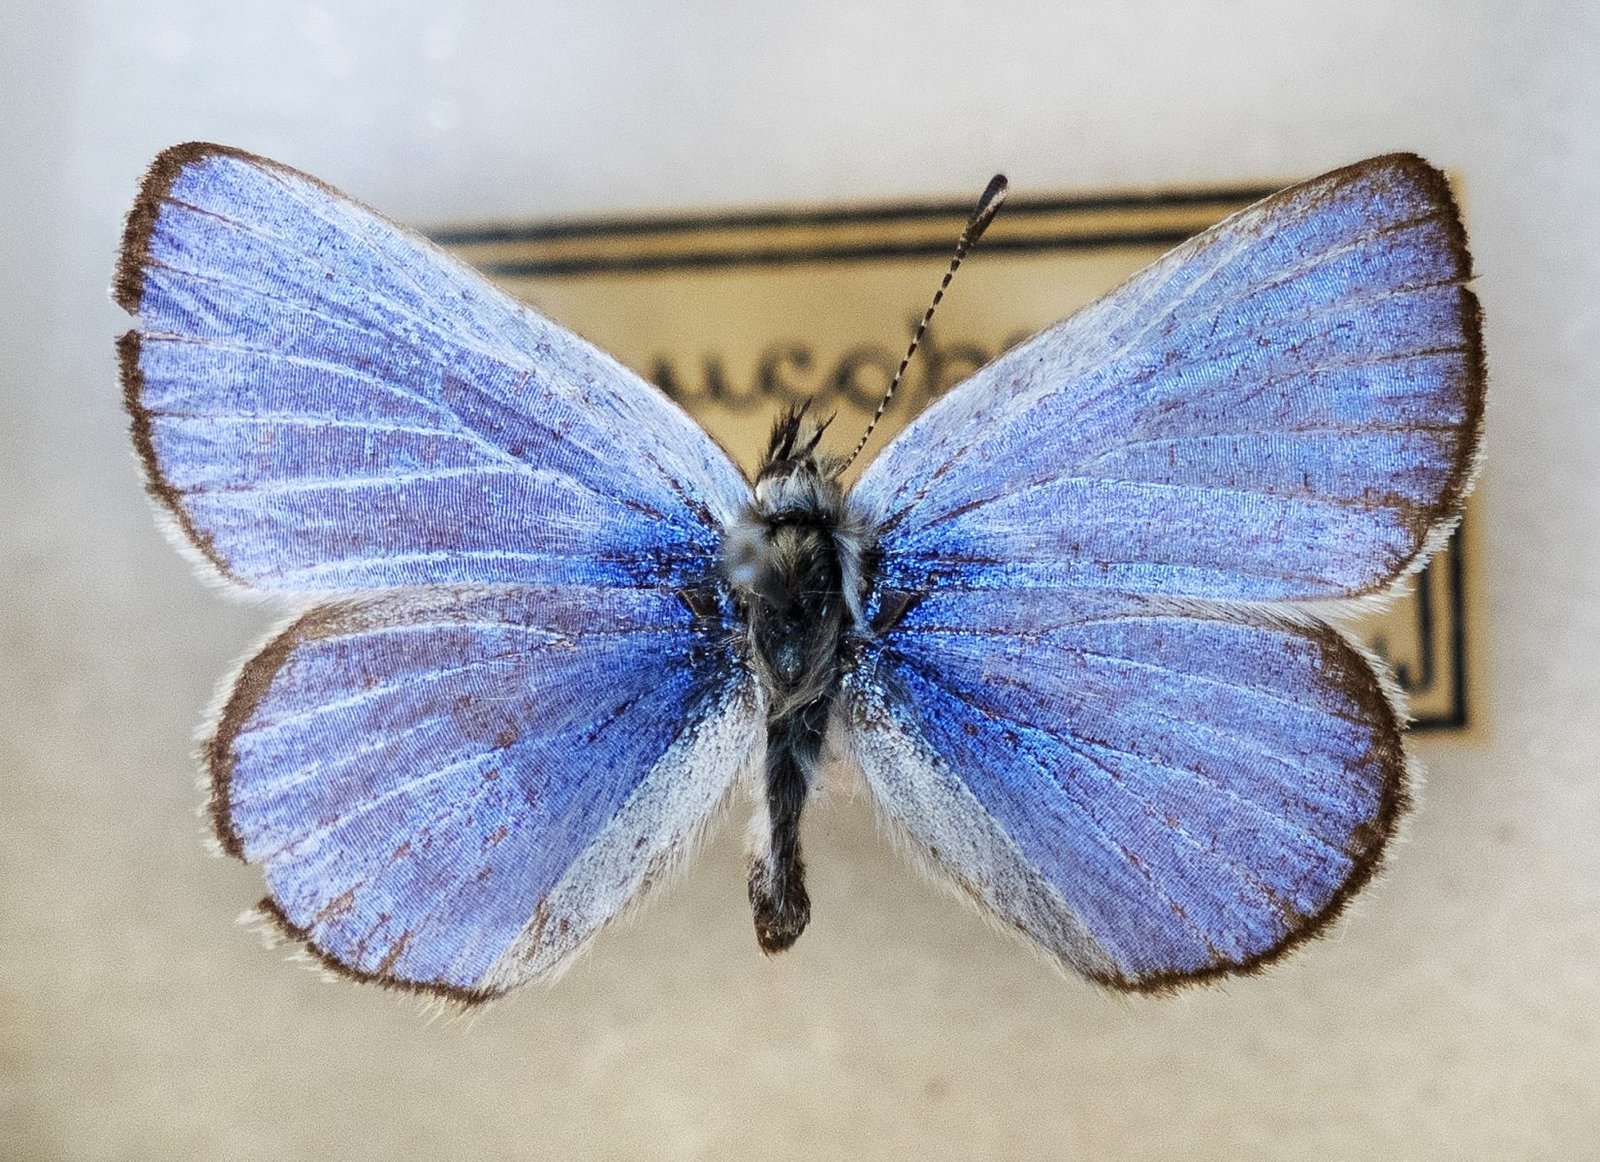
(118, 146, 1483, 999)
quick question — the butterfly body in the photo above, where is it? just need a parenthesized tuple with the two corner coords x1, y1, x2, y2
(117, 144, 1483, 1002)
(722, 407, 873, 951)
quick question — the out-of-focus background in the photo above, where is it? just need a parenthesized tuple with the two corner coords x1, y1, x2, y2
(4, 3, 1596, 1158)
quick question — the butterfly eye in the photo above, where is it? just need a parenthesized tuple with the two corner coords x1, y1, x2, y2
(721, 522, 767, 597)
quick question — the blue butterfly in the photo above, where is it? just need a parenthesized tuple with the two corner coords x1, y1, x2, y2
(117, 144, 1484, 1002)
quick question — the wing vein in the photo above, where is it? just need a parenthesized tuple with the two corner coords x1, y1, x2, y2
(182, 464, 531, 496)
(137, 333, 473, 431)
(1077, 421, 1461, 464)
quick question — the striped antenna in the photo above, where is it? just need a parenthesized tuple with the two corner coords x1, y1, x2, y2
(837, 173, 1009, 473)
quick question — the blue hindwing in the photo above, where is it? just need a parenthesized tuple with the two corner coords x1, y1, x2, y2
(215, 587, 761, 1000)
(848, 591, 1407, 987)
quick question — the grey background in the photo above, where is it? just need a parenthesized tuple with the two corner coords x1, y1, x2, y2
(4, 2, 1595, 1158)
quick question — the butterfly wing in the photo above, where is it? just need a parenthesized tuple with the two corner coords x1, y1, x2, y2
(117, 142, 747, 592)
(216, 587, 762, 999)
(847, 155, 1484, 987)
(854, 154, 1483, 602)
(846, 591, 1405, 988)
(116, 144, 761, 996)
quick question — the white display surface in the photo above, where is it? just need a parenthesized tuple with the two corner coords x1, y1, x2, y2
(3, 3, 1594, 1157)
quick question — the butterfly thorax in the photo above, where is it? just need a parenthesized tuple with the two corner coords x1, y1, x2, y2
(721, 407, 872, 952)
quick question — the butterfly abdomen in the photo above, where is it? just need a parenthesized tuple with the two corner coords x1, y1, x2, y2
(749, 699, 825, 952)
(724, 407, 873, 953)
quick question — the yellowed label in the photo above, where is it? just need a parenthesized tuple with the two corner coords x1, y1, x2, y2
(440, 181, 1473, 730)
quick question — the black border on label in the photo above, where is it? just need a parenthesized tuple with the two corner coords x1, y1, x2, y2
(432, 184, 1283, 278)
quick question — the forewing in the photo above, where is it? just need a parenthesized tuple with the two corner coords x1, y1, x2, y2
(854, 154, 1484, 602)
(213, 586, 762, 1000)
(846, 591, 1407, 989)
(117, 143, 748, 592)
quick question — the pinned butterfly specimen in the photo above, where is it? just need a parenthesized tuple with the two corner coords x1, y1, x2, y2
(117, 143, 1484, 1003)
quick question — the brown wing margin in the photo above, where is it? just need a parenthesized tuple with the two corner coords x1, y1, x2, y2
(1095, 623, 1413, 995)
(1303, 154, 1487, 592)
(251, 895, 503, 1008)
(115, 144, 262, 583)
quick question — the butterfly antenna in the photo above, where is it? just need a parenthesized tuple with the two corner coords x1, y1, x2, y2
(837, 173, 1008, 474)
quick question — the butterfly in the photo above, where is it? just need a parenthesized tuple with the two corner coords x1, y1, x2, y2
(117, 143, 1484, 1003)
